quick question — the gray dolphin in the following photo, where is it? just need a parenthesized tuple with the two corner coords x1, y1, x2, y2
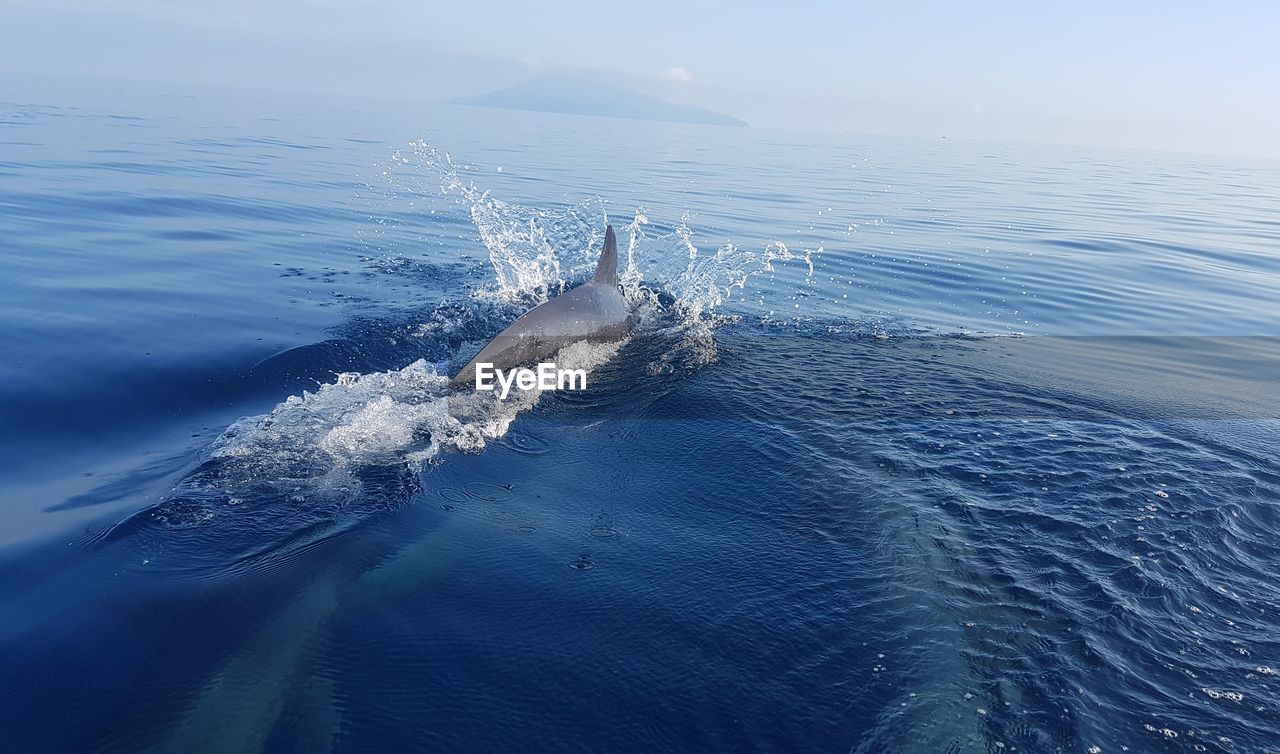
(451, 224, 630, 389)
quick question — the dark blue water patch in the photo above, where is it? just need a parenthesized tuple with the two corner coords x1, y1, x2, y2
(503, 427, 555, 456)
(276, 413, 912, 751)
(2, 326, 1278, 752)
(0, 517, 395, 752)
(43, 451, 195, 513)
(360, 256, 484, 288)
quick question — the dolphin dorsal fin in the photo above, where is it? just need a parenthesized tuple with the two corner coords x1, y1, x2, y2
(592, 224, 618, 286)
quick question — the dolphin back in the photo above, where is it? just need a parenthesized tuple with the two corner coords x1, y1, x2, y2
(592, 224, 618, 286)
(450, 224, 629, 389)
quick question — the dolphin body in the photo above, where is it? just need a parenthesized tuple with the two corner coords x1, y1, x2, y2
(451, 224, 631, 389)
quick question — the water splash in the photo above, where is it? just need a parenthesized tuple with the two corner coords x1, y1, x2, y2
(388, 139, 822, 373)
(393, 140, 822, 321)
(139, 140, 823, 538)
(145, 339, 623, 533)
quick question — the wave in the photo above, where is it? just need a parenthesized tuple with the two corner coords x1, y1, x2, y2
(114, 140, 823, 562)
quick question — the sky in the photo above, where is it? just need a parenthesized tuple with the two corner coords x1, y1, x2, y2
(2, 0, 1277, 158)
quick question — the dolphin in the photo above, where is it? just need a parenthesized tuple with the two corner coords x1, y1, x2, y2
(451, 224, 630, 389)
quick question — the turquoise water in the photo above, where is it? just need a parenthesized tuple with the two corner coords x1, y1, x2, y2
(2, 74, 1279, 752)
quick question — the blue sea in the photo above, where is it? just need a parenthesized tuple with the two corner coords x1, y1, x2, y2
(2, 73, 1279, 753)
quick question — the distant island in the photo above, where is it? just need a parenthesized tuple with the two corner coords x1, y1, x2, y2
(450, 75, 747, 127)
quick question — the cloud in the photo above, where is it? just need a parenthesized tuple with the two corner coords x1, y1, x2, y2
(660, 66, 694, 83)
(519, 55, 542, 69)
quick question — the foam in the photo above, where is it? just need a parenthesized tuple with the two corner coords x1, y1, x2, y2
(155, 141, 823, 521)
(394, 141, 822, 329)
(206, 339, 624, 496)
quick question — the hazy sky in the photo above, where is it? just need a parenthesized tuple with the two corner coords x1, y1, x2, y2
(3, 0, 1277, 158)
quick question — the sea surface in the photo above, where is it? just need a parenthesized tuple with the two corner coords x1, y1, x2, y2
(2, 73, 1279, 753)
